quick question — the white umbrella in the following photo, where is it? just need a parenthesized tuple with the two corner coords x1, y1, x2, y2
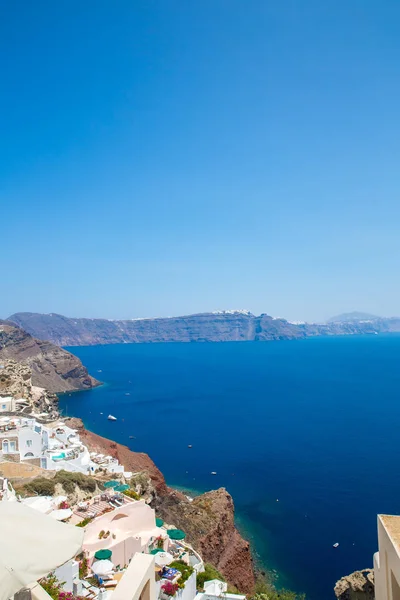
(49, 508, 73, 521)
(52, 495, 68, 505)
(91, 559, 114, 576)
(0, 501, 83, 600)
(154, 552, 173, 567)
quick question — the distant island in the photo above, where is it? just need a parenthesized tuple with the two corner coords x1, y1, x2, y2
(7, 310, 400, 347)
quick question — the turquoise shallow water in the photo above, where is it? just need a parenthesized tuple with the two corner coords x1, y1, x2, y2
(60, 335, 400, 599)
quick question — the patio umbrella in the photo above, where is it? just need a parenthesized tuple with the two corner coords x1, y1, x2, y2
(167, 528, 186, 540)
(52, 495, 68, 505)
(103, 480, 119, 488)
(50, 508, 73, 521)
(0, 501, 83, 600)
(154, 552, 173, 567)
(114, 484, 129, 492)
(156, 518, 164, 527)
(94, 549, 112, 560)
(91, 559, 114, 576)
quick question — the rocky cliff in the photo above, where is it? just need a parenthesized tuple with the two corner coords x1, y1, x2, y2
(9, 310, 399, 347)
(334, 569, 374, 600)
(0, 321, 100, 393)
(65, 418, 255, 593)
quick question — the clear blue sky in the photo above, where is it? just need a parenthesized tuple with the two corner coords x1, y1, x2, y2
(1, 1, 400, 322)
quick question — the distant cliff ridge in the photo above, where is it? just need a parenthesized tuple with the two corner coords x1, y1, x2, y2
(0, 321, 100, 392)
(7, 311, 400, 347)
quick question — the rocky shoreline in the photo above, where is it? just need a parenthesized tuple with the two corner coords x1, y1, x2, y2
(65, 417, 256, 593)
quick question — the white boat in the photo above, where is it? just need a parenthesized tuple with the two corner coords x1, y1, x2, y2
(333, 542, 339, 548)
(108, 415, 117, 421)
(211, 471, 217, 475)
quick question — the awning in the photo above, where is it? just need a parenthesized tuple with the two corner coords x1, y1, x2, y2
(49, 508, 73, 521)
(103, 480, 119, 488)
(150, 548, 165, 555)
(94, 549, 112, 560)
(0, 501, 83, 600)
(167, 528, 186, 540)
(156, 518, 164, 527)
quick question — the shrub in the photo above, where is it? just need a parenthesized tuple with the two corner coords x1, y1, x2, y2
(40, 574, 85, 600)
(24, 478, 56, 496)
(123, 489, 140, 500)
(79, 556, 89, 579)
(76, 517, 92, 528)
(24, 471, 96, 497)
(168, 560, 194, 588)
(196, 563, 225, 591)
(54, 470, 96, 494)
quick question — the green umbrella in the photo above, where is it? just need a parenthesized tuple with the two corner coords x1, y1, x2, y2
(156, 518, 164, 527)
(103, 481, 119, 489)
(115, 484, 130, 492)
(150, 548, 165, 555)
(167, 528, 186, 540)
(94, 549, 112, 560)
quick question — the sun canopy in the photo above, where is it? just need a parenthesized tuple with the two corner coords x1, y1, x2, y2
(154, 552, 173, 567)
(156, 518, 164, 527)
(167, 528, 186, 540)
(0, 501, 83, 600)
(103, 480, 119, 488)
(91, 559, 114, 576)
(94, 549, 112, 560)
(50, 508, 73, 521)
(115, 484, 129, 492)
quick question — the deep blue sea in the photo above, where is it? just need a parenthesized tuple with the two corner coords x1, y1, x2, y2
(59, 336, 400, 600)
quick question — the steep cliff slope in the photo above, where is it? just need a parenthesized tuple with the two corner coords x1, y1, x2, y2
(9, 310, 399, 347)
(66, 418, 255, 593)
(0, 321, 100, 392)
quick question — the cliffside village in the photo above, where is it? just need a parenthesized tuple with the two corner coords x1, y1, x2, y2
(0, 359, 248, 600)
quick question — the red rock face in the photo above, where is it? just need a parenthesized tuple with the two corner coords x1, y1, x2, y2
(67, 418, 168, 494)
(67, 418, 255, 593)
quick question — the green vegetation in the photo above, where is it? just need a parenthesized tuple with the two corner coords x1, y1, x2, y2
(123, 488, 140, 500)
(130, 472, 149, 489)
(24, 477, 55, 496)
(40, 574, 85, 599)
(79, 556, 89, 579)
(168, 560, 194, 588)
(250, 591, 305, 600)
(76, 517, 92, 528)
(40, 575, 60, 599)
(24, 470, 97, 496)
(196, 563, 225, 591)
(250, 576, 306, 600)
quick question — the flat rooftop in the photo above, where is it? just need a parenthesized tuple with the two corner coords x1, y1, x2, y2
(380, 515, 400, 551)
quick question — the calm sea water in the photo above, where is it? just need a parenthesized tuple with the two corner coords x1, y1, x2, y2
(59, 336, 400, 599)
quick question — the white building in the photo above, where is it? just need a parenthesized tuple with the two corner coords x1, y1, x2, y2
(0, 396, 15, 412)
(195, 580, 246, 600)
(374, 514, 400, 600)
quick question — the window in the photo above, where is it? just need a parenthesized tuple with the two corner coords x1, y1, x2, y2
(2, 440, 9, 453)
(1, 404, 6, 410)
(26, 440, 33, 448)
(9, 441, 16, 452)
